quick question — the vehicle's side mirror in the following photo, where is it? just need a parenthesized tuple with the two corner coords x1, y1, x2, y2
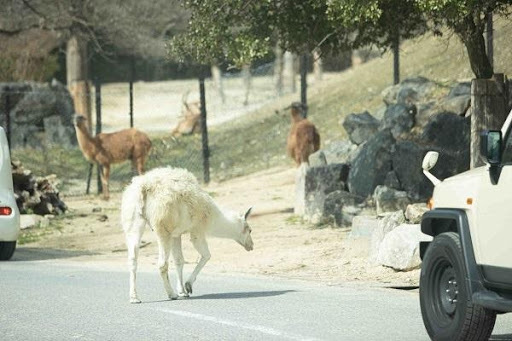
(480, 130, 502, 166)
(422, 151, 439, 171)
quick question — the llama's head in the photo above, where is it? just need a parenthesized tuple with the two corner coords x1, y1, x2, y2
(289, 102, 306, 122)
(236, 207, 254, 251)
(74, 114, 88, 129)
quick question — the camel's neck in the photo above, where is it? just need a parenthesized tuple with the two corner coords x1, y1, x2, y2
(74, 125, 97, 161)
(206, 204, 242, 240)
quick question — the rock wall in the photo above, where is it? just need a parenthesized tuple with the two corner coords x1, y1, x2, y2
(0, 80, 77, 148)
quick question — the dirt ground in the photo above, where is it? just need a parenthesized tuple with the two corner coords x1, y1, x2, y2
(26, 166, 420, 288)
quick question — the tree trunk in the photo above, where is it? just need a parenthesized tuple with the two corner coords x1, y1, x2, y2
(210, 64, 225, 104)
(242, 64, 251, 106)
(486, 13, 494, 69)
(66, 35, 92, 130)
(274, 45, 284, 97)
(283, 51, 296, 93)
(464, 30, 493, 79)
(313, 49, 323, 82)
(470, 75, 509, 168)
(392, 35, 400, 85)
(300, 53, 308, 118)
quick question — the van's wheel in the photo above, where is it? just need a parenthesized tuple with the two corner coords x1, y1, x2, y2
(0, 241, 16, 261)
(420, 232, 496, 341)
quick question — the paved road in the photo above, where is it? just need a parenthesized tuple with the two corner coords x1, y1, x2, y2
(1, 253, 511, 340)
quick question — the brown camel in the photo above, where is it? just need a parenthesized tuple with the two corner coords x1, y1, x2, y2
(286, 102, 320, 166)
(74, 115, 152, 199)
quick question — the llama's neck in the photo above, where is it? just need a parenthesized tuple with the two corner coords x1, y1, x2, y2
(74, 125, 97, 161)
(206, 204, 242, 240)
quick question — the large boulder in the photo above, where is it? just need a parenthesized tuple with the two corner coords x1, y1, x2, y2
(421, 112, 470, 152)
(309, 141, 358, 167)
(348, 129, 395, 198)
(405, 203, 429, 224)
(318, 190, 365, 226)
(0, 80, 76, 148)
(342, 111, 380, 145)
(382, 104, 416, 139)
(376, 224, 432, 271)
(382, 77, 438, 106)
(439, 95, 471, 116)
(447, 82, 471, 99)
(373, 185, 410, 216)
(369, 210, 406, 263)
(349, 216, 379, 239)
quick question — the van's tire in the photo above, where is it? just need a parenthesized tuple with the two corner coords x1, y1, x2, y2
(420, 232, 496, 341)
(0, 241, 16, 260)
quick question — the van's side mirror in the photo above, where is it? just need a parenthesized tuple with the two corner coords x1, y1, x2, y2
(480, 130, 502, 165)
(422, 151, 439, 171)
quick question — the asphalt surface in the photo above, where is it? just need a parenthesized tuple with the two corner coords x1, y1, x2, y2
(1, 253, 511, 340)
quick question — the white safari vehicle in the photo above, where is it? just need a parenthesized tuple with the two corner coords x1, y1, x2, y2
(0, 127, 20, 260)
(420, 110, 512, 340)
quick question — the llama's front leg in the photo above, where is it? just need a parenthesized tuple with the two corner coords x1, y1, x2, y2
(100, 164, 110, 200)
(185, 234, 211, 295)
(170, 236, 188, 297)
(157, 237, 178, 300)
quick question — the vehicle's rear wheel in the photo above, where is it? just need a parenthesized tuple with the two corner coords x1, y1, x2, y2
(420, 232, 496, 341)
(0, 241, 16, 260)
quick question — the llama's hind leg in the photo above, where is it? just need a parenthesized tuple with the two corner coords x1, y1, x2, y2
(125, 217, 145, 303)
(157, 235, 178, 300)
(185, 233, 211, 295)
(170, 236, 188, 297)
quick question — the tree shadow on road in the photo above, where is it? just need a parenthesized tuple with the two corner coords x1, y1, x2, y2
(11, 247, 99, 261)
(490, 335, 512, 341)
(192, 290, 296, 300)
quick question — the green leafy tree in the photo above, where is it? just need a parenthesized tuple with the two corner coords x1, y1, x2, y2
(417, 0, 511, 79)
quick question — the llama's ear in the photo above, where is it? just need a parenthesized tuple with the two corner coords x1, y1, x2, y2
(243, 206, 253, 220)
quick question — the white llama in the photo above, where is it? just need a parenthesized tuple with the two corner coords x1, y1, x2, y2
(121, 167, 254, 303)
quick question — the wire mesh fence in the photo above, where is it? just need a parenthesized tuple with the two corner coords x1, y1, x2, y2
(2, 60, 296, 197)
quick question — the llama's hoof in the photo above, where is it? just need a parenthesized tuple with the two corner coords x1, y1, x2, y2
(169, 294, 178, 300)
(178, 291, 190, 298)
(185, 282, 193, 295)
(130, 297, 142, 304)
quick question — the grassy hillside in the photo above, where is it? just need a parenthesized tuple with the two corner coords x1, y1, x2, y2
(13, 17, 512, 193)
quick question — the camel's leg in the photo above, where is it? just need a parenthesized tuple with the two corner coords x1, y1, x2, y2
(100, 164, 110, 200)
(170, 236, 188, 297)
(185, 233, 211, 295)
(157, 234, 178, 300)
(125, 216, 145, 304)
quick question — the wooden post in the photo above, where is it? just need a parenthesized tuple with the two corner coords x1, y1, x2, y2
(95, 79, 103, 194)
(199, 75, 210, 184)
(300, 53, 308, 118)
(67, 35, 92, 131)
(471, 74, 509, 168)
(4, 86, 11, 151)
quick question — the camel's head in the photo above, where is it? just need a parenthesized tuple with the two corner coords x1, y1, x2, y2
(73, 114, 87, 128)
(236, 207, 254, 251)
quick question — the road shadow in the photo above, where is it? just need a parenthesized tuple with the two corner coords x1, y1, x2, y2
(192, 290, 296, 300)
(10, 247, 99, 261)
(490, 335, 512, 341)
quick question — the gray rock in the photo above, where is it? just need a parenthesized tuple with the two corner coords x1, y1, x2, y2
(348, 129, 395, 198)
(349, 216, 379, 239)
(384, 171, 401, 190)
(382, 77, 437, 106)
(421, 113, 470, 152)
(294, 164, 308, 215)
(382, 104, 416, 139)
(373, 185, 411, 216)
(0, 81, 76, 149)
(447, 82, 471, 98)
(405, 203, 429, 224)
(439, 95, 471, 116)
(316, 190, 365, 226)
(369, 210, 406, 263)
(342, 111, 380, 145)
(309, 141, 358, 166)
(20, 214, 41, 230)
(341, 205, 363, 227)
(376, 224, 432, 271)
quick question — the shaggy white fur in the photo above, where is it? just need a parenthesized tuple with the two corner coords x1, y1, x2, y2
(121, 167, 254, 303)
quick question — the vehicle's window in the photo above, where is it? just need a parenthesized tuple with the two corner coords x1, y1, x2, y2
(502, 131, 512, 164)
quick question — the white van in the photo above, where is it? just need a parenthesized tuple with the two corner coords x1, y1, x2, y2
(0, 127, 20, 260)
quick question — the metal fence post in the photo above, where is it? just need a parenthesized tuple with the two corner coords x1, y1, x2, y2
(199, 75, 210, 184)
(95, 79, 103, 194)
(4, 86, 11, 151)
(300, 53, 308, 118)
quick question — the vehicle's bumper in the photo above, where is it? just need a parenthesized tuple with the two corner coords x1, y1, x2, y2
(0, 193, 20, 242)
(473, 290, 512, 313)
